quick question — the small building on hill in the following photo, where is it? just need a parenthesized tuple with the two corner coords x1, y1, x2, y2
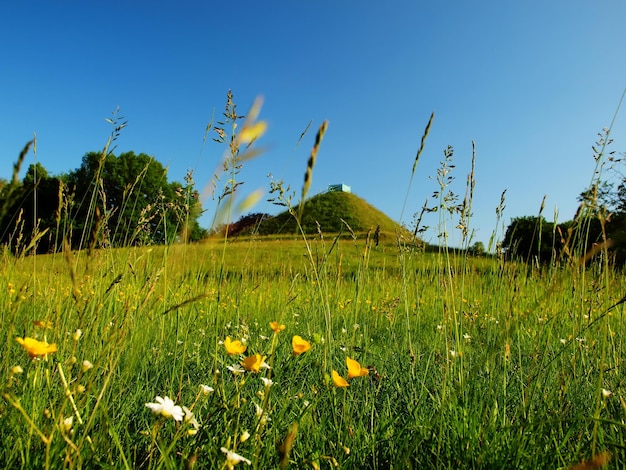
(328, 183, 351, 193)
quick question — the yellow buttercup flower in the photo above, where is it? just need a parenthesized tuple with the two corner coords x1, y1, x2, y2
(270, 321, 286, 333)
(241, 353, 268, 372)
(16, 337, 57, 358)
(224, 336, 247, 355)
(292, 335, 311, 355)
(346, 357, 369, 379)
(332, 370, 349, 388)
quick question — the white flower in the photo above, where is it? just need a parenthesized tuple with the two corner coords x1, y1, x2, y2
(602, 388, 613, 398)
(61, 416, 73, 433)
(82, 360, 93, 372)
(254, 402, 271, 424)
(240, 430, 251, 442)
(145, 396, 184, 421)
(227, 364, 245, 375)
(261, 377, 273, 387)
(73, 329, 82, 341)
(220, 447, 251, 469)
(200, 384, 214, 394)
(560, 338, 567, 345)
(449, 350, 457, 358)
(183, 406, 200, 436)
(463, 333, 471, 341)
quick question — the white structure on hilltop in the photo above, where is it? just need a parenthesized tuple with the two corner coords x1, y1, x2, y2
(327, 183, 351, 193)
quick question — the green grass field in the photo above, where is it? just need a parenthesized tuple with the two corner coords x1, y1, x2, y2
(2, 98, 624, 469)
(1, 234, 625, 469)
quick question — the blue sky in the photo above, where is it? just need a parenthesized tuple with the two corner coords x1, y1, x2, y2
(2, 1, 625, 247)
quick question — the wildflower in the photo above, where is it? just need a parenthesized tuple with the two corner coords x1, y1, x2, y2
(81, 360, 93, 372)
(61, 416, 73, 433)
(240, 430, 251, 442)
(16, 337, 57, 358)
(183, 406, 200, 433)
(145, 396, 184, 421)
(254, 402, 271, 423)
(292, 335, 311, 355)
(270, 321, 286, 333)
(220, 447, 251, 469)
(200, 384, 214, 394)
(242, 353, 269, 372)
(227, 364, 245, 375)
(239, 121, 267, 145)
(332, 370, 349, 388)
(463, 333, 471, 341)
(261, 377, 273, 387)
(602, 388, 613, 398)
(346, 357, 369, 379)
(224, 336, 247, 355)
(10, 365, 23, 375)
(73, 329, 82, 341)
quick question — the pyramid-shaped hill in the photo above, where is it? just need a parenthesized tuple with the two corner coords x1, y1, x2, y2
(254, 191, 402, 236)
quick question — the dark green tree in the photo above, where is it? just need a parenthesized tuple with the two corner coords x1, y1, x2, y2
(66, 151, 204, 247)
(502, 216, 560, 263)
(0, 162, 62, 254)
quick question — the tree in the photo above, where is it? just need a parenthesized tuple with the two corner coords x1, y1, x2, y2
(66, 151, 204, 247)
(468, 241, 485, 256)
(502, 216, 560, 263)
(0, 162, 61, 254)
(0, 151, 205, 254)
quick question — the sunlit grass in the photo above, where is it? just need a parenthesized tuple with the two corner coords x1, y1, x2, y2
(2, 236, 625, 468)
(1, 93, 625, 469)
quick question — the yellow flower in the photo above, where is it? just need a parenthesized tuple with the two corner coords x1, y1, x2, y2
(332, 370, 349, 388)
(292, 335, 311, 355)
(270, 321, 286, 333)
(241, 353, 268, 372)
(239, 121, 268, 144)
(16, 337, 57, 358)
(224, 336, 247, 355)
(346, 357, 369, 379)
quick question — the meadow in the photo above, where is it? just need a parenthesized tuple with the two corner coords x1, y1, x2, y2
(1, 98, 625, 469)
(2, 230, 625, 469)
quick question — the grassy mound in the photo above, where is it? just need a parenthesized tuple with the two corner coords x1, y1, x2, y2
(254, 191, 402, 236)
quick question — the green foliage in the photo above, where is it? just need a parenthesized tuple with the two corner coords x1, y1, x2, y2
(66, 151, 198, 247)
(502, 215, 560, 262)
(0, 150, 205, 254)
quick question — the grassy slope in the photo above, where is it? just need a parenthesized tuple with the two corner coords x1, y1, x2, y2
(254, 191, 404, 236)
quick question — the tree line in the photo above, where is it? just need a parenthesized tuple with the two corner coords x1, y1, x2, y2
(0, 149, 206, 255)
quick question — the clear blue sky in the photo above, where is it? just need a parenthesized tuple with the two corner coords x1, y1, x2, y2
(2, 1, 625, 248)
